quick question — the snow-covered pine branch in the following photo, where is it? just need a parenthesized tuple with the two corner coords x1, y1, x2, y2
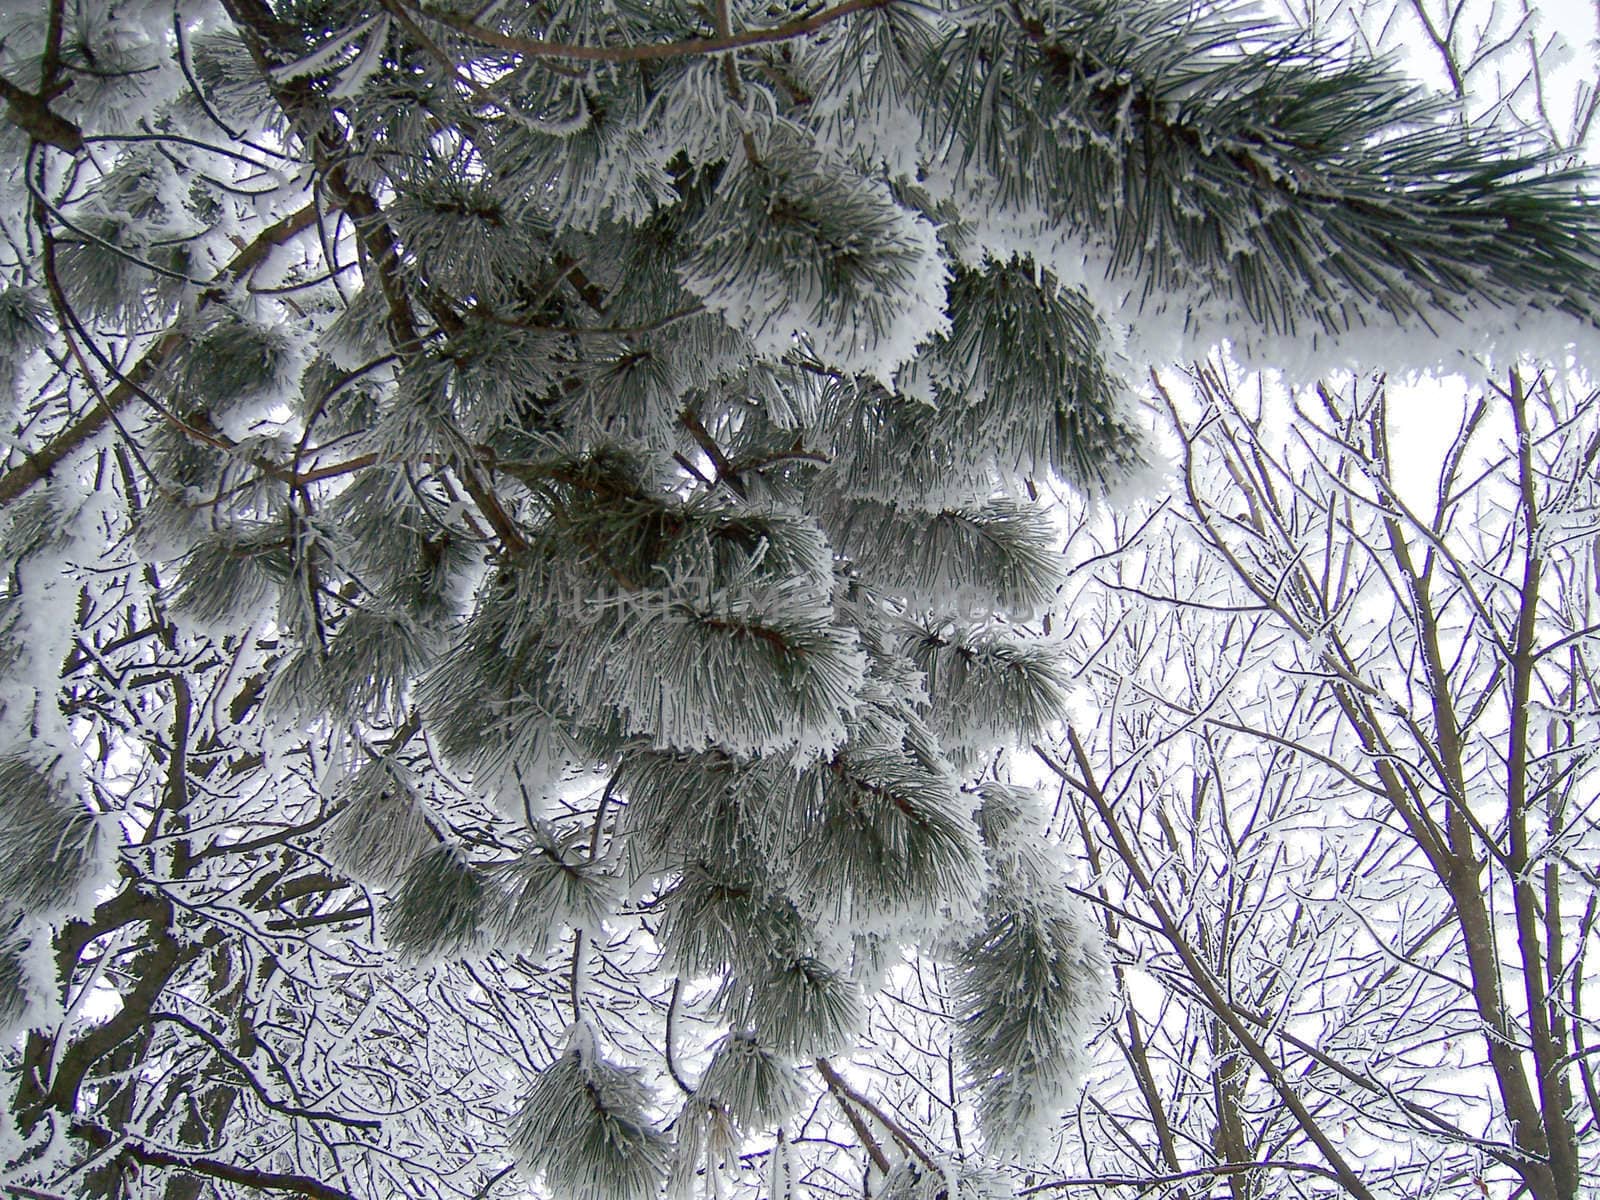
(0, 0, 1596, 1197)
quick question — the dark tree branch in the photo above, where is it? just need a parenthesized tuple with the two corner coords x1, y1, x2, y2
(71, 1124, 359, 1200)
(409, 0, 890, 65)
(0, 203, 319, 506)
(0, 73, 83, 151)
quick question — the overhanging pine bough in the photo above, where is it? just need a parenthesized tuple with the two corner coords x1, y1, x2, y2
(0, 1, 1596, 1197)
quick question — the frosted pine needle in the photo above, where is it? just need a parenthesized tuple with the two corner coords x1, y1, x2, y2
(383, 843, 489, 963)
(487, 831, 621, 955)
(738, 956, 863, 1058)
(513, 1042, 670, 1200)
(321, 759, 437, 889)
(0, 757, 104, 918)
(696, 1032, 807, 1130)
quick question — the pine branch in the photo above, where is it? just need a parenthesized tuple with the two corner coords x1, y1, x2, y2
(408, 0, 891, 65)
(814, 1061, 890, 1173)
(217, 0, 441, 347)
(680, 409, 747, 498)
(1000, 0, 1600, 330)
(0, 73, 83, 152)
(0, 203, 319, 506)
(221, 0, 529, 556)
(664, 978, 693, 1096)
(814, 1058, 937, 1170)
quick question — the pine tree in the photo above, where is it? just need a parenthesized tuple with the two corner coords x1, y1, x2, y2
(0, 1, 1597, 1197)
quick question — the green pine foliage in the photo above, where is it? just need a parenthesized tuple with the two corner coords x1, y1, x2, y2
(0, 287, 48, 392)
(385, 842, 493, 962)
(0, 0, 1597, 1197)
(696, 1032, 809, 1130)
(0, 933, 27, 1038)
(954, 784, 1109, 1146)
(878, 1158, 1013, 1200)
(514, 1038, 674, 1200)
(736, 954, 865, 1057)
(488, 825, 622, 953)
(321, 757, 440, 888)
(0, 757, 103, 918)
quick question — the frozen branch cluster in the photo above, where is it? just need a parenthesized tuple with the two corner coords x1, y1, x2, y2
(1049, 362, 1600, 1199)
